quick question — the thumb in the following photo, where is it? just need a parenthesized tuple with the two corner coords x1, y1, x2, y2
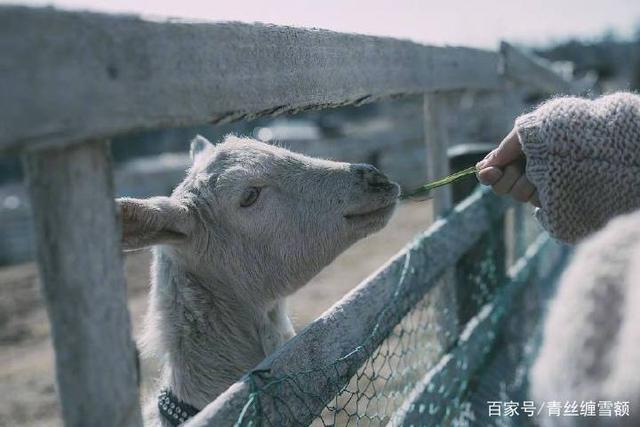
(477, 128, 523, 169)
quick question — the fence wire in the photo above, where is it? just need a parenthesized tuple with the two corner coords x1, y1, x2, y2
(228, 206, 565, 427)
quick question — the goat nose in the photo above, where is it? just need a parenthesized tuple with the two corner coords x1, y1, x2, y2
(355, 164, 389, 187)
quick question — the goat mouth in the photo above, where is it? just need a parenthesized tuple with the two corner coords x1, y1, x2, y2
(344, 202, 396, 220)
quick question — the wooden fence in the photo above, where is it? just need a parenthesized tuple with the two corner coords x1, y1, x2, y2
(0, 5, 575, 426)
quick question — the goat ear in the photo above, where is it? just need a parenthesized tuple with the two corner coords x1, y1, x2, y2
(190, 135, 214, 162)
(116, 197, 192, 250)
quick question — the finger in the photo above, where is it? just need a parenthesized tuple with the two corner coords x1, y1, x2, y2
(492, 164, 521, 195)
(476, 166, 503, 186)
(477, 128, 523, 169)
(529, 191, 541, 208)
(510, 175, 536, 203)
(494, 131, 523, 166)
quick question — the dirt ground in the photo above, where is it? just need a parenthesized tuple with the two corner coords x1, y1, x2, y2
(0, 201, 432, 427)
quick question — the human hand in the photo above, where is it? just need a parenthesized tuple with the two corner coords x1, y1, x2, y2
(476, 128, 541, 207)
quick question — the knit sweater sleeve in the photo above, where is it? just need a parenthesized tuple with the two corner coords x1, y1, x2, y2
(515, 92, 640, 243)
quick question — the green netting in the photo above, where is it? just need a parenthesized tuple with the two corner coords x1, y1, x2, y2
(225, 203, 567, 427)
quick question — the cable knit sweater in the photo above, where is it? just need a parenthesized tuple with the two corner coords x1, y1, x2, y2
(514, 92, 640, 426)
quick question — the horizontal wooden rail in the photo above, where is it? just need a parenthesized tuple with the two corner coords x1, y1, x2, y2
(500, 42, 577, 94)
(186, 188, 510, 427)
(0, 8, 576, 153)
(0, 6, 503, 152)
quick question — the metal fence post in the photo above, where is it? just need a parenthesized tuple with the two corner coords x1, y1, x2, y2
(22, 141, 143, 427)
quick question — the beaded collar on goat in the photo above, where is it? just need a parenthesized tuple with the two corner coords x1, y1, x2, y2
(158, 389, 200, 426)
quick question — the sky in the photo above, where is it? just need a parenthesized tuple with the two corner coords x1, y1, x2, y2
(6, 0, 640, 48)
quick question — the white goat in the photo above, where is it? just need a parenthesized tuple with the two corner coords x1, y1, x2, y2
(117, 135, 400, 425)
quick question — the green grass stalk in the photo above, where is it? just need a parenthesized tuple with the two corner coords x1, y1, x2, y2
(401, 166, 478, 200)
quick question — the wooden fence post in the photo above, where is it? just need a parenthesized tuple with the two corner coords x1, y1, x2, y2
(424, 93, 453, 217)
(23, 141, 143, 427)
(423, 92, 459, 354)
(424, 92, 506, 327)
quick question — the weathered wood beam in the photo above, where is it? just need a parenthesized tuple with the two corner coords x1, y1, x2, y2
(422, 92, 460, 381)
(500, 41, 577, 95)
(424, 93, 454, 217)
(0, 6, 503, 152)
(23, 141, 142, 427)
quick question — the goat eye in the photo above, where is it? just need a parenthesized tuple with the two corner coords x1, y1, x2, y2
(240, 187, 261, 207)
